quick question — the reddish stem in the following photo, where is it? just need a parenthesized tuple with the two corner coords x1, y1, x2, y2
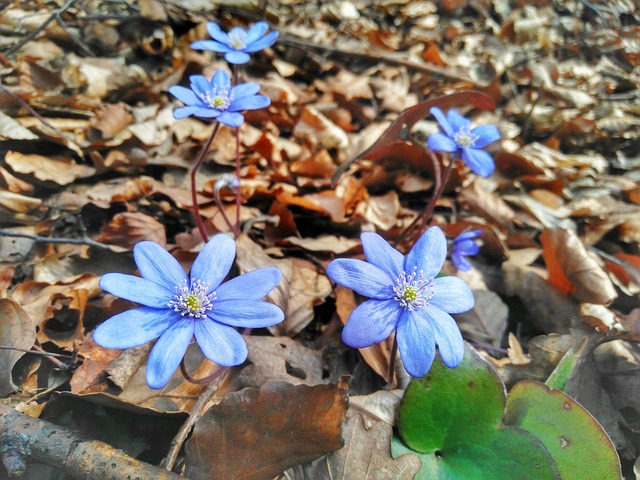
(191, 122, 221, 243)
(232, 64, 242, 236)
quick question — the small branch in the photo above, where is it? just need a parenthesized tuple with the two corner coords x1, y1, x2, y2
(0, 403, 185, 479)
(163, 372, 228, 471)
(0, 229, 112, 250)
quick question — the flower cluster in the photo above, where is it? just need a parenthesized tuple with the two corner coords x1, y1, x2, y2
(326, 226, 474, 377)
(428, 107, 500, 177)
(169, 22, 277, 125)
(451, 229, 483, 272)
(93, 235, 283, 389)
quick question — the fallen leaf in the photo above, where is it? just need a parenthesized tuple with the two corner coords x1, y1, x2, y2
(5, 151, 95, 185)
(540, 228, 617, 305)
(0, 299, 36, 397)
(95, 212, 167, 249)
(185, 378, 349, 480)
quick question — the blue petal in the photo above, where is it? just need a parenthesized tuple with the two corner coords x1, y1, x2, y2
(430, 107, 453, 137)
(418, 306, 464, 368)
(447, 109, 471, 132)
(217, 111, 244, 127)
(99, 273, 171, 308)
(326, 259, 393, 299)
(461, 148, 495, 177)
(471, 125, 500, 148)
(191, 40, 233, 53)
(244, 31, 279, 52)
(194, 320, 247, 366)
(451, 251, 471, 271)
(190, 75, 211, 98)
(190, 234, 235, 290)
(396, 310, 436, 378)
(133, 241, 187, 291)
(225, 51, 250, 64)
(215, 267, 282, 301)
(427, 132, 458, 153)
(230, 95, 270, 111)
(173, 106, 200, 119)
(454, 238, 480, 256)
(168, 85, 198, 105)
(232, 82, 261, 99)
(361, 232, 403, 280)
(211, 69, 231, 91)
(146, 318, 194, 389)
(209, 300, 284, 328)
(342, 299, 401, 348)
(246, 22, 269, 44)
(405, 226, 447, 280)
(430, 276, 474, 313)
(93, 307, 175, 349)
(206, 22, 229, 44)
(455, 229, 483, 242)
(191, 107, 220, 118)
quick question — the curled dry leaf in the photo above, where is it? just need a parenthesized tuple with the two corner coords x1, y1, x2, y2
(95, 211, 167, 249)
(185, 378, 349, 480)
(89, 103, 134, 141)
(235, 234, 332, 336)
(0, 299, 36, 397)
(5, 151, 96, 185)
(540, 228, 617, 305)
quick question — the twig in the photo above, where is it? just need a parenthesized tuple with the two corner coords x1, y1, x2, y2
(0, 403, 184, 479)
(4, 0, 78, 57)
(0, 229, 112, 250)
(163, 373, 228, 471)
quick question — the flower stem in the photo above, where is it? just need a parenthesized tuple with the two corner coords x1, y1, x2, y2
(417, 153, 455, 235)
(232, 63, 242, 236)
(191, 122, 221, 243)
(388, 334, 398, 386)
(180, 359, 227, 385)
(214, 181, 240, 236)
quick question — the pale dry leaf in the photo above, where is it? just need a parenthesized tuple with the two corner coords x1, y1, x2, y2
(0, 110, 38, 140)
(284, 235, 361, 254)
(349, 389, 404, 427)
(89, 103, 134, 140)
(235, 234, 332, 336)
(302, 410, 421, 480)
(0, 299, 36, 397)
(5, 151, 95, 185)
(239, 336, 326, 387)
(294, 106, 349, 151)
(455, 290, 508, 347)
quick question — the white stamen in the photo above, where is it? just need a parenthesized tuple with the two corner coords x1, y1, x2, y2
(167, 279, 216, 318)
(199, 86, 233, 111)
(228, 30, 247, 50)
(393, 266, 435, 311)
(454, 126, 479, 148)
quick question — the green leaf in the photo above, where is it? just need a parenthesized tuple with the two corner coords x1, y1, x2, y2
(545, 348, 575, 391)
(503, 381, 621, 480)
(394, 345, 560, 479)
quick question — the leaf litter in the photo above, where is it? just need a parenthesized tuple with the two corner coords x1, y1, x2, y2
(0, 0, 639, 478)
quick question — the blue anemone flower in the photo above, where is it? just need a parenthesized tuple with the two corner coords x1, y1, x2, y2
(191, 21, 279, 65)
(168, 70, 270, 127)
(450, 229, 482, 272)
(93, 235, 284, 389)
(427, 107, 501, 178)
(326, 226, 474, 377)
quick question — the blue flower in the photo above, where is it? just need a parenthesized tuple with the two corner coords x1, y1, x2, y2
(326, 226, 474, 377)
(168, 70, 270, 127)
(93, 235, 284, 389)
(191, 21, 279, 65)
(427, 107, 501, 177)
(450, 229, 482, 272)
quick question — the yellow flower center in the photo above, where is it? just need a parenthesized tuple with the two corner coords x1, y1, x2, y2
(168, 279, 216, 318)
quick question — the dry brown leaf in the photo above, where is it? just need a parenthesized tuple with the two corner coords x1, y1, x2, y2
(0, 111, 38, 140)
(540, 228, 617, 305)
(302, 409, 421, 479)
(459, 180, 515, 231)
(89, 103, 134, 140)
(95, 212, 167, 249)
(294, 106, 349, 151)
(239, 336, 326, 388)
(185, 379, 349, 480)
(235, 234, 332, 336)
(0, 299, 36, 397)
(455, 290, 508, 347)
(5, 151, 95, 185)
